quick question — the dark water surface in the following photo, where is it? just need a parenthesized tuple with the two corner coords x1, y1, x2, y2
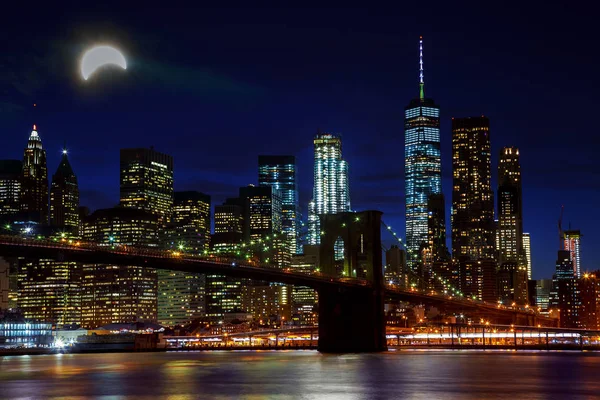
(1, 350, 599, 399)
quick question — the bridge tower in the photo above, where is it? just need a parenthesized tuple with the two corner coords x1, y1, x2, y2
(317, 210, 387, 352)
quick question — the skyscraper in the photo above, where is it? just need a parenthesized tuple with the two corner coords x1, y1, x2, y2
(49, 147, 79, 234)
(158, 191, 211, 327)
(404, 37, 442, 267)
(20, 125, 48, 224)
(120, 147, 174, 226)
(212, 198, 244, 251)
(81, 208, 159, 328)
(523, 233, 532, 279)
(497, 147, 527, 304)
(451, 117, 496, 299)
(308, 132, 350, 245)
(239, 185, 283, 243)
(0, 160, 22, 219)
(172, 191, 211, 252)
(564, 230, 582, 278)
(451, 116, 495, 261)
(550, 250, 580, 328)
(258, 155, 300, 255)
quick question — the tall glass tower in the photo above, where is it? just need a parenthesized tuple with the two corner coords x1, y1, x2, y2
(20, 125, 48, 223)
(404, 37, 441, 266)
(308, 132, 350, 245)
(258, 156, 300, 254)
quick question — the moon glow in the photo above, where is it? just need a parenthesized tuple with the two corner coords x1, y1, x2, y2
(81, 45, 127, 80)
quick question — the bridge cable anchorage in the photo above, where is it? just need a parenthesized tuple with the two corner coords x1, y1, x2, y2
(381, 220, 464, 298)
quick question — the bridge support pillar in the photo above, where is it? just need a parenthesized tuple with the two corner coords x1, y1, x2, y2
(317, 286, 387, 353)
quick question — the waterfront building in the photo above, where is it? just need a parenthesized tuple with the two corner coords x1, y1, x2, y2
(523, 233, 532, 280)
(550, 250, 580, 328)
(241, 284, 291, 324)
(404, 37, 442, 268)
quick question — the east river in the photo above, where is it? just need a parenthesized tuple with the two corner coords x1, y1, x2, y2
(1, 350, 599, 399)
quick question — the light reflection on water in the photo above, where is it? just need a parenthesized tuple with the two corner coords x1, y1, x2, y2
(1, 350, 599, 399)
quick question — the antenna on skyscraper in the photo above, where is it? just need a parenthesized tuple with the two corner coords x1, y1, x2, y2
(419, 36, 424, 100)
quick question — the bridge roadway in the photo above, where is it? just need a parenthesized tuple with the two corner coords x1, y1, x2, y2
(0, 235, 556, 327)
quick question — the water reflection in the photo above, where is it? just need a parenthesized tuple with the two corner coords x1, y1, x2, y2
(1, 350, 599, 399)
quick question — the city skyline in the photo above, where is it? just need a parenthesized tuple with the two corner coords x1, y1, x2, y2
(1, 6, 599, 279)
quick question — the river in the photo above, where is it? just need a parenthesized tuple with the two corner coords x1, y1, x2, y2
(1, 350, 598, 399)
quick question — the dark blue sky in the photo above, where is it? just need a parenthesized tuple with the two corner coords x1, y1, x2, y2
(2, 4, 598, 279)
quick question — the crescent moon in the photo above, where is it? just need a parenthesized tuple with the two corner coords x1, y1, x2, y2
(81, 46, 127, 80)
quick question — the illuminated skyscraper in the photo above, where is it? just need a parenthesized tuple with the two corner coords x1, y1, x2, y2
(258, 155, 300, 254)
(120, 147, 173, 226)
(523, 233, 532, 279)
(497, 147, 527, 304)
(81, 208, 159, 328)
(0, 160, 22, 219)
(308, 132, 350, 245)
(49, 147, 79, 234)
(20, 125, 48, 224)
(404, 37, 441, 267)
(550, 250, 580, 328)
(159, 191, 210, 327)
(451, 116, 495, 261)
(451, 117, 496, 300)
(564, 230, 582, 278)
(172, 191, 211, 252)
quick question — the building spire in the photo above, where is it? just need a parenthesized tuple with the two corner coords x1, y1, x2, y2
(62, 140, 68, 156)
(419, 36, 424, 100)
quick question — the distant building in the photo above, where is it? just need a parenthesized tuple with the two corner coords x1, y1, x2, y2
(0, 160, 22, 220)
(290, 245, 319, 325)
(81, 208, 159, 328)
(550, 250, 580, 328)
(49, 147, 80, 234)
(385, 245, 407, 286)
(0, 257, 9, 310)
(205, 275, 242, 323)
(308, 132, 350, 245)
(259, 155, 300, 255)
(564, 230, 582, 278)
(523, 233, 532, 280)
(212, 198, 244, 251)
(405, 37, 442, 268)
(451, 117, 496, 300)
(19, 125, 48, 224)
(120, 147, 173, 226)
(535, 279, 553, 313)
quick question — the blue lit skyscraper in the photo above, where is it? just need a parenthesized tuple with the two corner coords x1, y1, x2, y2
(308, 132, 350, 245)
(258, 156, 300, 254)
(404, 37, 441, 267)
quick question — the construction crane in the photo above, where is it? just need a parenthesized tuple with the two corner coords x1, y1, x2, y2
(558, 205, 564, 250)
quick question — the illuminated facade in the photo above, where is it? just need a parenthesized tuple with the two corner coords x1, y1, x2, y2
(212, 199, 244, 251)
(241, 284, 291, 322)
(564, 230, 582, 278)
(120, 147, 173, 226)
(451, 117, 495, 261)
(550, 250, 580, 328)
(81, 208, 159, 328)
(308, 132, 350, 245)
(290, 245, 319, 326)
(172, 191, 211, 252)
(451, 117, 496, 299)
(205, 275, 242, 322)
(404, 37, 442, 268)
(0, 160, 22, 219)
(20, 125, 48, 224)
(159, 191, 210, 327)
(579, 272, 600, 330)
(523, 233, 532, 279)
(259, 155, 300, 255)
(49, 148, 80, 234)
(17, 259, 81, 327)
(157, 271, 205, 327)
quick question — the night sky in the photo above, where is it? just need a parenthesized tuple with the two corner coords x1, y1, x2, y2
(2, 4, 599, 279)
